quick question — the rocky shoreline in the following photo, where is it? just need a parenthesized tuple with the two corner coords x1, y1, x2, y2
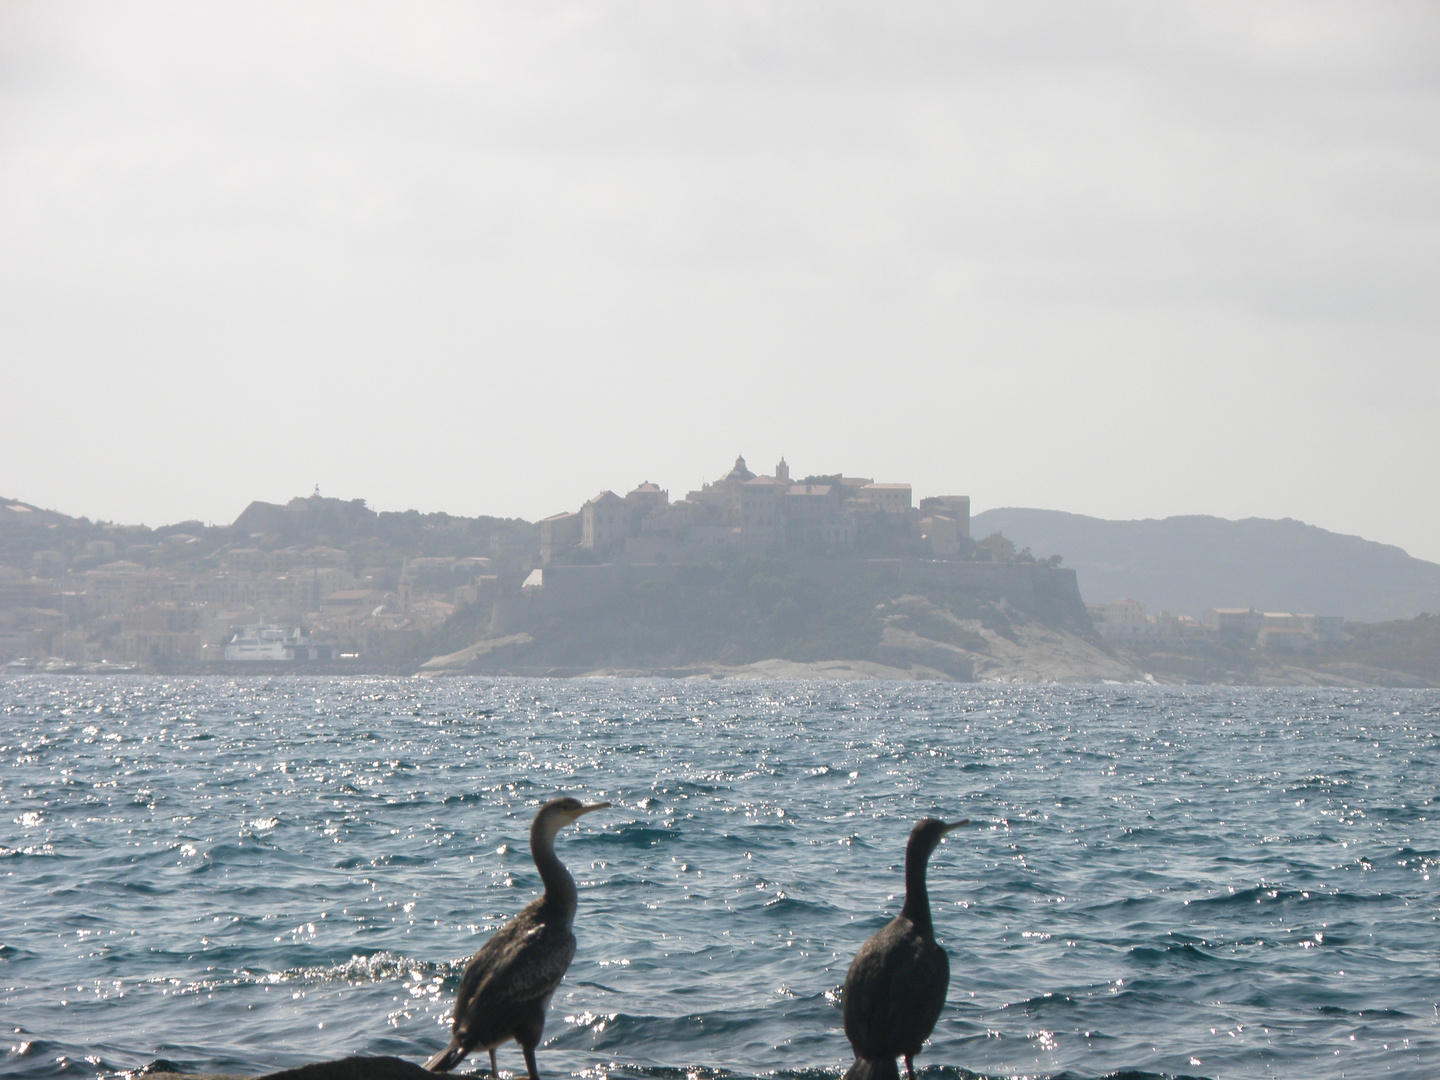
(417, 626, 1436, 689)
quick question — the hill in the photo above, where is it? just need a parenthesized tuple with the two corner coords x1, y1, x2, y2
(0, 497, 76, 529)
(971, 508, 1440, 622)
(418, 558, 1136, 683)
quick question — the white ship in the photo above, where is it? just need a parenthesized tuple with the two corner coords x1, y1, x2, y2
(222, 625, 332, 662)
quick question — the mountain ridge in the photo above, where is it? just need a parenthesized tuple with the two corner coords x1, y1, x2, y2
(971, 508, 1440, 623)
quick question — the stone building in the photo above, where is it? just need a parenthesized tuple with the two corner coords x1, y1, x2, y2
(540, 512, 580, 565)
(537, 453, 964, 563)
(919, 495, 971, 538)
(581, 491, 627, 552)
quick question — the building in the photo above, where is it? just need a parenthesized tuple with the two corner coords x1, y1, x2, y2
(1256, 612, 1347, 650)
(625, 481, 669, 514)
(685, 455, 757, 515)
(919, 496, 971, 538)
(581, 491, 627, 551)
(739, 474, 788, 549)
(784, 483, 853, 550)
(320, 589, 384, 611)
(858, 483, 913, 515)
(536, 454, 966, 563)
(539, 512, 581, 565)
(1203, 607, 1265, 637)
(919, 513, 964, 557)
(1087, 598, 1159, 639)
(1257, 626, 1312, 652)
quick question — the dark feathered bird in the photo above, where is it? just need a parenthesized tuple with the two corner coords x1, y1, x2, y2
(841, 817, 969, 1080)
(425, 797, 609, 1077)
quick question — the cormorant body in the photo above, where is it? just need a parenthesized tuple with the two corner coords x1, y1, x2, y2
(841, 818, 968, 1080)
(425, 797, 608, 1078)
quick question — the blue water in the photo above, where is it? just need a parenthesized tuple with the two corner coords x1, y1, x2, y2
(2, 678, 1437, 1080)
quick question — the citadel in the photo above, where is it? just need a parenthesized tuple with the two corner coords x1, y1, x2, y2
(539, 455, 972, 565)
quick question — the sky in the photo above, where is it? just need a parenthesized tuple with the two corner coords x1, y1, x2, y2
(2, 2, 1438, 559)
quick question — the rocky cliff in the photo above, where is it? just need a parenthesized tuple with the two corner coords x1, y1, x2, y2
(421, 557, 1137, 683)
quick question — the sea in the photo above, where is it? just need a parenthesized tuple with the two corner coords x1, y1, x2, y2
(1, 677, 1437, 1080)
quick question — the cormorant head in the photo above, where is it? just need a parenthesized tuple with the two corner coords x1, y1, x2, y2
(907, 816, 970, 864)
(532, 796, 610, 843)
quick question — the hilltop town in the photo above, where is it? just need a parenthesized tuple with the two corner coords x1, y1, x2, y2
(0, 456, 1072, 677)
(536, 455, 974, 564)
(0, 489, 530, 672)
(1, 456, 1437, 686)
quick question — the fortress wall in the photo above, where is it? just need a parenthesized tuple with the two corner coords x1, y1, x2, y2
(898, 561, 1040, 607)
(489, 559, 1091, 637)
(489, 563, 681, 634)
(785, 559, 1092, 631)
(785, 559, 1049, 608)
(901, 562, 1090, 628)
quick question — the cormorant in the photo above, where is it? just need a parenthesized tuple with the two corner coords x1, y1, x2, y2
(425, 797, 610, 1077)
(841, 817, 970, 1080)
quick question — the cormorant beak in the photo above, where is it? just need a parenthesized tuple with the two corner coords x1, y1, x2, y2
(575, 801, 610, 817)
(942, 819, 971, 835)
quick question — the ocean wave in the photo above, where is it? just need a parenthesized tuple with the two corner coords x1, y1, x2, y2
(756, 895, 843, 918)
(4, 678, 1437, 1080)
(0, 843, 56, 858)
(589, 826, 684, 848)
(1183, 884, 1386, 909)
(554, 1007, 784, 1049)
(1126, 943, 1227, 968)
(119, 949, 458, 997)
(333, 853, 436, 869)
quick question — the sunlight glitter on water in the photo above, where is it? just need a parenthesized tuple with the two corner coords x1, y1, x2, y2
(1, 677, 1437, 1080)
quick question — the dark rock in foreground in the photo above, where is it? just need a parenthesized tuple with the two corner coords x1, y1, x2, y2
(148, 1055, 435, 1080)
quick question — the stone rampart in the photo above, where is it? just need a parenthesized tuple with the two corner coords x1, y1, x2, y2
(489, 559, 1091, 637)
(489, 562, 681, 634)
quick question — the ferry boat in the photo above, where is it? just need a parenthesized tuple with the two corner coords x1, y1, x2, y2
(222, 625, 334, 662)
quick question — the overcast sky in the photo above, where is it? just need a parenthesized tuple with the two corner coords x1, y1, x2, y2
(3, 2, 1438, 559)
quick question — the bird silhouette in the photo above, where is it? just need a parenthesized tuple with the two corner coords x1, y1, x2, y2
(425, 797, 608, 1077)
(841, 817, 969, 1080)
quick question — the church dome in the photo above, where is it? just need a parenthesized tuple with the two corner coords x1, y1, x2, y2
(723, 454, 755, 482)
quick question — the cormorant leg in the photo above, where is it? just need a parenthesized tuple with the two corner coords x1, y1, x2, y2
(904, 1055, 915, 1080)
(489, 1049, 498, 1079)
(515, 1009, 546, 1080)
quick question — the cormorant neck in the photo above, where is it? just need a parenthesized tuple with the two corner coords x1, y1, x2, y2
(531, 817, 577, 916)
(899, 839, 936, 938)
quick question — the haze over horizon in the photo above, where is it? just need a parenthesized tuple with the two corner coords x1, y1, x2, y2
(3, 3, 1437, 559)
